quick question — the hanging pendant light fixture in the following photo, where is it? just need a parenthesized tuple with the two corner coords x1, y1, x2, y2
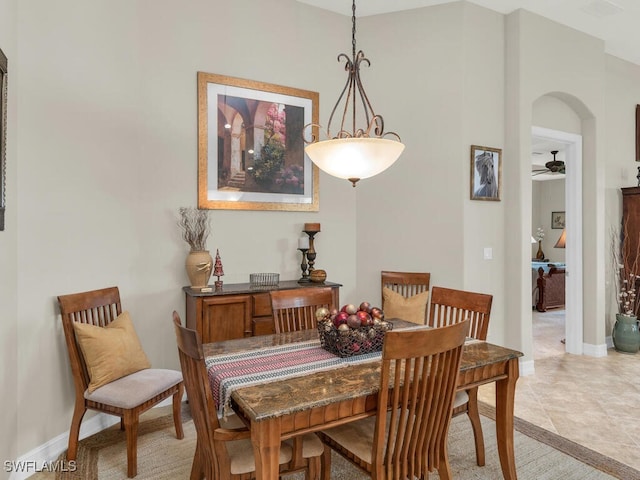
(303, 0, 405, 187)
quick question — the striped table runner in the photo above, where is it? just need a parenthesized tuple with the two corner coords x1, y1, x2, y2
(205, 339, 382, 416)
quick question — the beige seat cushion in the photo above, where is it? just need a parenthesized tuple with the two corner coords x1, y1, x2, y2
(222, 413, 323, 461)
(84, 368, 182, 409)
(323, 398, 465, 465)
(454, 390, 469, 408)
(284, 434, 325, 458)
(382, 287, 429, 324)
(226, 437, 292, 475)
(73, 311, 151, 392)
(321, 414, 382, 464)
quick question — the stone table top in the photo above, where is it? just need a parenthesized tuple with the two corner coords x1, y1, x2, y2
(203, 320, 523, 422)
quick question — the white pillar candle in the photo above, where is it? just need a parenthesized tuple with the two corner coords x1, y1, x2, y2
(298, 237, 309, 249)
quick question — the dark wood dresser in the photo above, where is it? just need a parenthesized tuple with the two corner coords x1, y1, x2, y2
(183, 280, 341, 343)
(622, 187, 640, 276)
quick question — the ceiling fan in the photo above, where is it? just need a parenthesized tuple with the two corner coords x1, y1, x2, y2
(532, 150, 565, 176)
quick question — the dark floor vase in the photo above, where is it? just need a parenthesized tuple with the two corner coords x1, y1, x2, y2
(612, 314, 640, 354)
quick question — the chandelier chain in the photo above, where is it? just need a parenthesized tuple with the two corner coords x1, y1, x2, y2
(351, 0, 356, 59)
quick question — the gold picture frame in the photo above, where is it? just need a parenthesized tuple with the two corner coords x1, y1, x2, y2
(0, 47, 7, 230)
(197, 72, 319, 211)
(636, 105, 640, 161)
(470, 145, 502, 201)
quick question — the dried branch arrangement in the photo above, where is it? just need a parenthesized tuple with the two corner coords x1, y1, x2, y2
(611, 218, 640, 316)
(178, 207, 211, 252)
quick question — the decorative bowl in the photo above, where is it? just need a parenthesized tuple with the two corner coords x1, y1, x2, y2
(309, 269, 327, 283)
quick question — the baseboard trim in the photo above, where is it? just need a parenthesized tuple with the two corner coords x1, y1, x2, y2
(8, 396, 178, 480)
(583, 341, 609, 357)
(519, 358, 535, 376)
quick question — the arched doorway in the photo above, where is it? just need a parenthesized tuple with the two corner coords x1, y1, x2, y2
(531, 125, 583, 355)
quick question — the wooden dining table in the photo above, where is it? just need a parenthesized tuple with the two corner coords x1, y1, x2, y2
(203, 320, 523, 480)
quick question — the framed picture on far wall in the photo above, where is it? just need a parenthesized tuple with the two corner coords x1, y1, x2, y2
(551, 211, 565, 229)
(197, 72, 319, 211)
(470, 145, 502, 201)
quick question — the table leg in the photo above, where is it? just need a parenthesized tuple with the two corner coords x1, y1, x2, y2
(251, 418, 282, 480)
(495, 357, 519, 480)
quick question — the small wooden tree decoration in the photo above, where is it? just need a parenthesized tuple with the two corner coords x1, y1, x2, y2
(213, 249, 224, 290)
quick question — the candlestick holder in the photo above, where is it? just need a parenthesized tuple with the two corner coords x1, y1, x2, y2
(303, 230, 318, 274)
(297, 248, 310, 283)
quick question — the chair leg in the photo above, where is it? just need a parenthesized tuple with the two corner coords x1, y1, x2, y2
(123, 410, 139, 478)
(291, 437, 305, 470)
(66, 404, 87, 461)
(320, 445, 332, 480)
(306, 456, 321, 480)
(467, 387, 486, 466)
(173, 383, 185, 439)
(190, 440, 204, 480)
(437, 440, 453, 480)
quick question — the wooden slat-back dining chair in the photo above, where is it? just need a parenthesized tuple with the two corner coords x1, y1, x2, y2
(381, 271, 431, 300)
(428, 285, 493, 466)
(270, 286, 335, 333)
(318, 320, 469, 480)
(172, 312, 328, 480)
(380, 270, 431, 323)
(57, 287, 184, 478)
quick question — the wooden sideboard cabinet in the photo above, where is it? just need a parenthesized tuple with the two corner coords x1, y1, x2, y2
(183, 280, 341, 343)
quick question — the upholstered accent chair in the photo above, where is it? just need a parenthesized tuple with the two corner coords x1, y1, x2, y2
(58, 286, 184, 477)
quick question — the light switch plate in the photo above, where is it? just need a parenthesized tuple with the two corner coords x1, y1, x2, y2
(483, 247, 493, 260)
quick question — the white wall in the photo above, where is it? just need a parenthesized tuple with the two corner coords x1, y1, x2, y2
(7, 0, 640, 466)
(531, 94, 579, 264)
(604, 55, 640, 330)
(0, 0, 17, 476)
(461, 3, 505, 340)
(504, 9, 607, 358)
(14, 0, 356, 458)
(354, 2, 507, 345)
(355, 2, 468, 308)
(532, 180, 566, 263)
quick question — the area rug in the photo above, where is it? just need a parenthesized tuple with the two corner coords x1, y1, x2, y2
(31, 402, 640, 480)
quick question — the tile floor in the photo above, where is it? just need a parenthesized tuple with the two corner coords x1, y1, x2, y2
(478, 309, 640, 471)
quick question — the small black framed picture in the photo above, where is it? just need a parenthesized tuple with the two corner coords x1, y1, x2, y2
(551, 211, 565, 229)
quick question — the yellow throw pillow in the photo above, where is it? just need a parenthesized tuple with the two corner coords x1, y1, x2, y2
(73, 311, 151, 392)
(382, 287, 429, 325)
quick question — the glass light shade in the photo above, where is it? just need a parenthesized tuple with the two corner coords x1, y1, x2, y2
(305, 137, 405, 184)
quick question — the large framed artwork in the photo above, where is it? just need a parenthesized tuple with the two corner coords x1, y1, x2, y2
(197, 72, 319, 211)
(0, 47, 7, 231)
(470, 145, 502, 201)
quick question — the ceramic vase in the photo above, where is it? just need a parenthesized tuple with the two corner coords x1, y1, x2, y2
(535, 240, 545, 260)
(185, 250, 213, 289)
(612, 313, 640, 354)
